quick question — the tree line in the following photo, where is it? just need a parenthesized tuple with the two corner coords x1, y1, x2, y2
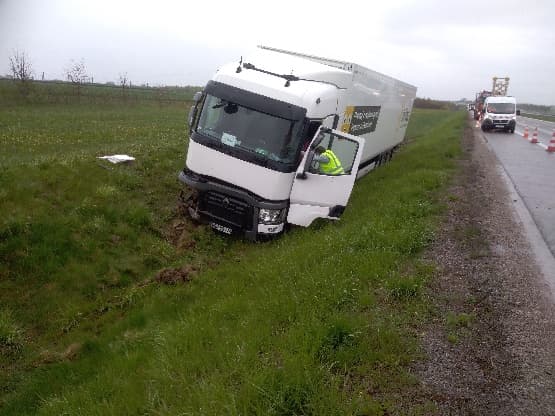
(5, 49, 199, 104)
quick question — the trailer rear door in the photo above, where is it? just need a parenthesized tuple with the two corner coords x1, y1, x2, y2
(287, 127, 364, 226)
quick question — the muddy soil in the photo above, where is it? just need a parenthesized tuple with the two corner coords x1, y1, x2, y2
(154, 264, 197, 285)
(416, 119, 555, 415)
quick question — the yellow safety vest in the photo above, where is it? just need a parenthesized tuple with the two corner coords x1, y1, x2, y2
(320, 150, 344, 175)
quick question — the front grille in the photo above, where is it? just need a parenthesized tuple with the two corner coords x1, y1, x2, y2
(199, 191, 253, 230)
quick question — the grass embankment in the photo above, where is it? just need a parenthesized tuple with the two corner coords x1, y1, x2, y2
(0, 104, 465, 414)
(1, 102, 233, 408)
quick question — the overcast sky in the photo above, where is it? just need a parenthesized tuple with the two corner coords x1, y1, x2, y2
(1, 0, 554, 104)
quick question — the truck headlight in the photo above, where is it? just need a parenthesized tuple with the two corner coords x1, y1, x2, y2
(258, 208, 284, 224)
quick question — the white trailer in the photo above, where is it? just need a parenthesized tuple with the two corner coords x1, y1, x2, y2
(180, 46, 417, 240)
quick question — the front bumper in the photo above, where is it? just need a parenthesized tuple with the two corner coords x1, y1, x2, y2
(482, 118, 516, 130)
(179, 169, 288, 240)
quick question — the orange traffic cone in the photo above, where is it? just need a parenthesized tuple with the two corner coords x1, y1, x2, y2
(523, 125, 529, 139)
(547, 130, 555, 152)
(530, 127, 539, 144)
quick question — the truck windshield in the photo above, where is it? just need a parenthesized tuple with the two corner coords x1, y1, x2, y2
(196, 94, 303, 166)
(487, 103, 515, 114)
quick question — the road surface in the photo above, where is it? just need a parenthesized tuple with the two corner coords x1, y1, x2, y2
(478, 115, 555, 258)
(417, 121, 555, 415)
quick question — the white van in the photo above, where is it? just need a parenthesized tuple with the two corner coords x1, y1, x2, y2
(481, 96, 518, 133)
(180, 46, 417, 240)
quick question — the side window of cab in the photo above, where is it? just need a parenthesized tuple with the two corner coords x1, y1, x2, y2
(308, 130, 359, 176)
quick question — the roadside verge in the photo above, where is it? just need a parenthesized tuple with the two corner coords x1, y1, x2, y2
(416, 119, 555, 415)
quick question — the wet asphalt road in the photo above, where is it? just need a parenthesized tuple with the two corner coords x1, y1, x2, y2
(478, 115, 555, 257)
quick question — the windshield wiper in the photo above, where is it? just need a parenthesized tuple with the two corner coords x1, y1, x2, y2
(242, 63, 298, 86)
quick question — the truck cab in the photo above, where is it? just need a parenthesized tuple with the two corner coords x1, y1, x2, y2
(181, 61, 363, 239)
(481, 96, 518, 133)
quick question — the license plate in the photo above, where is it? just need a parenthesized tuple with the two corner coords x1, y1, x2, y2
(210, 222, 232, 234)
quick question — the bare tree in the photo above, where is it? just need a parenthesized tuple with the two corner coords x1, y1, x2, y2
(9, 50, 34, 97)
(118, 72, 129, 88)
(65, 59, 88, 98)
(119, 72, 129, 100)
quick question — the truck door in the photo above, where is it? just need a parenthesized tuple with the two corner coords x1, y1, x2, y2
(287, 126, 364, 227)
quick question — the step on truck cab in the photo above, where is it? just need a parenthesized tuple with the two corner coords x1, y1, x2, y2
(179, 46, 417, 240)
(481, 96, 519, 133)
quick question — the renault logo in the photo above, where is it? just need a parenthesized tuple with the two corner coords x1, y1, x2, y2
(222, 197, 230, 206)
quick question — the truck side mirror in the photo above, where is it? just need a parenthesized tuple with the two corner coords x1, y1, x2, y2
(188, 92, 203, 133)
(516, 109, 520, 116)
(188, 106, 196, 130)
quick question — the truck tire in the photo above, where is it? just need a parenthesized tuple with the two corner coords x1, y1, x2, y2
(178, 189, 201, 222)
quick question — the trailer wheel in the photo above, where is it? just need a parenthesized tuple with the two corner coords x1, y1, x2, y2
(387, 149, 394, 162)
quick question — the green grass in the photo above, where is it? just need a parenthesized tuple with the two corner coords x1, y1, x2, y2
(0, 103, 465, 414)
(520, 112, 555, 122)
(0, 309, 24, 356)
(0, 104, 185, 166)
(0, 78, 199, 106)
(0, 101, 234, 406)
(446, 312, 474, 345)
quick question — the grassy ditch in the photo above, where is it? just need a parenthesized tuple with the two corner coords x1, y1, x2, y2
(0, 101, 235, 406)
(0, 104, 465, 414)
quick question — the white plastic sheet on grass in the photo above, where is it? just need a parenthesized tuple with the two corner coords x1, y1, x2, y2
(97, 154, 135, 164)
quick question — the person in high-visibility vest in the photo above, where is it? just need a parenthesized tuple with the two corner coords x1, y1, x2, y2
(314, 146, 344, 175)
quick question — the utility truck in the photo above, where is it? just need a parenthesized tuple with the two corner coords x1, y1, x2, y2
(180, 46, 417, 240)
(474, 90, 492, 120)
(480, 96, 519, 133)
(473, 76, 511, 121)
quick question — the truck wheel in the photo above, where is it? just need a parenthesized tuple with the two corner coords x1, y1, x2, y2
(178, 189, 200, 222)
(481, 125, 486, 132)
(510, 128, 515, 133)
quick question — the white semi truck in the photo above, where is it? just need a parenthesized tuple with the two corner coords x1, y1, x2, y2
(180, 46, 417, 240)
